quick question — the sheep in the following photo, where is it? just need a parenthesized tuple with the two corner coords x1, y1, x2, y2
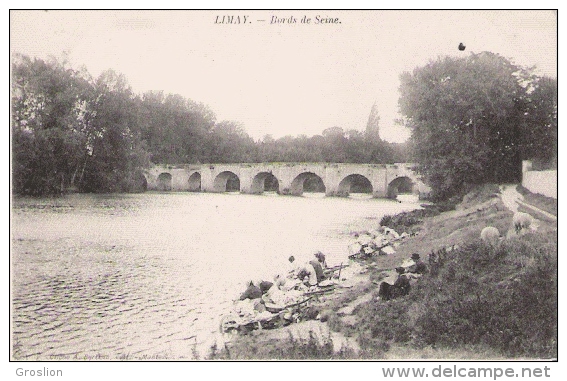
(480, 226, 501, 246)
(512, 212, 533, 234)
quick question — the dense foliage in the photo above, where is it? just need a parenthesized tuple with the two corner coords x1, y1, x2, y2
(12, 54, 410, 196)
(399, 52, 557, 201)
(12, 55, 150, 194)
(379, 207, 443, 235)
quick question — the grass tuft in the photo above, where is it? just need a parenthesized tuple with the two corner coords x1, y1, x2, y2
(207, 330, 359, 360)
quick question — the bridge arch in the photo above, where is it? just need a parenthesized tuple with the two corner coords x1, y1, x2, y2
(157, 172, 172, 191)
(387, 176, 414, 199)
(251, 172, 280, 194)
(213, 171, 240, 192)
(289, 172, 326, 196)
(337, 174, 373, 197)
(188, 172, 201, 192)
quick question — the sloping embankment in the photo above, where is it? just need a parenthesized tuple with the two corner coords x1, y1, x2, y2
(209, 185, 557, 360)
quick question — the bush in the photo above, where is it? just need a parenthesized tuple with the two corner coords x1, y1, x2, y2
(458, 184, 500, 209)
(380, 206, 444, 234)
(360, 299, 413, 343)
(207, 331, 357, 360)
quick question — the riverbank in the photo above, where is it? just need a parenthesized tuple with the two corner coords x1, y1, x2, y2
(208, 184, 557, 360)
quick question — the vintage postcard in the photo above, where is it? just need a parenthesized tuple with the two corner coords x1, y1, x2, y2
(9, 8, 557, 374)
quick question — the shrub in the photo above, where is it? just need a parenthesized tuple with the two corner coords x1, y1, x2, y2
(458, 184, 501, 209)
(207, 330, 357, 360)
(380, 206, 443, 233)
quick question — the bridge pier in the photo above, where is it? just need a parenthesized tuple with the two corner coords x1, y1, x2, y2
(237, 167, 254, 194)
(200, 166, 216, 193)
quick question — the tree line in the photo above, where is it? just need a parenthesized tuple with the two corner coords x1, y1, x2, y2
(12, 52, 556, 200)
(11, 54, 409, 196)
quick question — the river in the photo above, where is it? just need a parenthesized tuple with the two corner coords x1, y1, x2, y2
(11, 192, 419, 360)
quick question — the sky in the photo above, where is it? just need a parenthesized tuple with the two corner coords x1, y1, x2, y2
(10, 10, 557, 143)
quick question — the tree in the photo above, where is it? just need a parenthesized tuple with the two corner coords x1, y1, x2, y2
(207, 121, 257, 163)
(398, 52, 550, 200)
(80, 69, 149, 192)
(365, 102, 381, 142)
(345, 130, 371, 163)
(518, 76, 557, 169)
(321, 127, 347, 162)
(12, 54, 92, 195)
(12, 55, 156, 195)
(137, 91, 216, 164)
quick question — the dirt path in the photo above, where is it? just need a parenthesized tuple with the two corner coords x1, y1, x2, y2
(499, 184, 523, 212)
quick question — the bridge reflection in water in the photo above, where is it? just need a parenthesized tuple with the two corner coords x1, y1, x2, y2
(146, 163, 430, 199)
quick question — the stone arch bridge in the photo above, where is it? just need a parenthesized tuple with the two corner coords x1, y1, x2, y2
(143, 163, 431, 199)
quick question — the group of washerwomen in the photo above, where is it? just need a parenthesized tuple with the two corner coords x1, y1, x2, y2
(377, 252, 428, 301)
(349, 227, 414, 259)
(237, 251, 331, 314)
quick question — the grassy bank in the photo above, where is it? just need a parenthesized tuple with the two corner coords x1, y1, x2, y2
(209, 185, 557, 360)
(333, 232, 557, 359)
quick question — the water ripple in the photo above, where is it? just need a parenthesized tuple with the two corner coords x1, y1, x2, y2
(12, 192, 417, 359)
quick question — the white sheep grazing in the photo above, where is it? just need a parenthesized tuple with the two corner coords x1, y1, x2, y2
(512, 212, 533, 234)
(480, 226, 501, 246)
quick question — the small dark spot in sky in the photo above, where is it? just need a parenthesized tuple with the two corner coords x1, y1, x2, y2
(458, 43, 466, 51)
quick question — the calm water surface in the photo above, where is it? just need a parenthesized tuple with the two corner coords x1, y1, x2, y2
(11, 192, 419, 359)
